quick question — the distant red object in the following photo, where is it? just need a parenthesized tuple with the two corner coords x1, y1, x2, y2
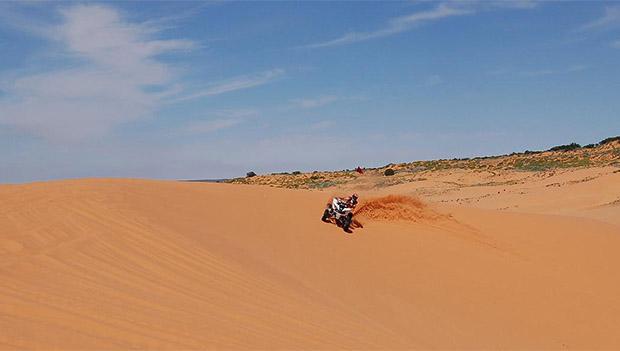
(355, 166, 364, 174)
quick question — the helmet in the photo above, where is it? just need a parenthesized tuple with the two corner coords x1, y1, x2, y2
(349, 193, 359, 205)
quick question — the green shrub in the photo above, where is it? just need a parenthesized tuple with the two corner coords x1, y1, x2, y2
(292, 171, 302, 175)
(246, 171, 256, 178)
(600, 136, 620, 145)
(309, 181, 336, 189)
(384, 168, 395, 176)
(513, 155, 591, 171)
(548, 143, 581, 152)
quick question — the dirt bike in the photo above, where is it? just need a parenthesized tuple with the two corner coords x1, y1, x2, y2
(321, 201, 354, 232)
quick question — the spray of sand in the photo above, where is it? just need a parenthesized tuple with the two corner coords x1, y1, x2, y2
(354, 195, 443, 222)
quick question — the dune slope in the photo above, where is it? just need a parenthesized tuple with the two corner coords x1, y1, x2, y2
(1, 179, 620, 349)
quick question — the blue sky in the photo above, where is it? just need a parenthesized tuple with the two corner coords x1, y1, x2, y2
(1, 1, 619, 182)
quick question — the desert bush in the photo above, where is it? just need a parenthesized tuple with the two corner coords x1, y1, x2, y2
(384, 168, 395, 176)
(600, 136, 620, 145)
(548, 143, 581, 152)
(513, 155, 591, 171)
(246, 171, 256, 178)
(583, 144, 597, 149)
(309, 180, 337, 189)
(292, 171, 302, 175)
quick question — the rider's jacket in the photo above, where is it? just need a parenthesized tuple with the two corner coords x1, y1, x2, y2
(332, 198, 344, 212)
(332, 197, 353, 213)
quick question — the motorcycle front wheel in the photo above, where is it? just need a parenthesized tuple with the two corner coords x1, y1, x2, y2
(321, 209, 330, 222)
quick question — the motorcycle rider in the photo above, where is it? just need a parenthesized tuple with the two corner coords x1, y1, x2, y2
(332, 193, 359, 213)
(323, 194, 359, 231)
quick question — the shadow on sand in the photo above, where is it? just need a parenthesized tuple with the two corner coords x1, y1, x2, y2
(322, 217, 364, 234)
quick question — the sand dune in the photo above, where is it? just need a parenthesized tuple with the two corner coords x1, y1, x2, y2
(345, 166, 620, 225)
(1, 178, 620, 349)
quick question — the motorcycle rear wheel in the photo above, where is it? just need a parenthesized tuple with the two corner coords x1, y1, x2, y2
(342, 214, 353, 232)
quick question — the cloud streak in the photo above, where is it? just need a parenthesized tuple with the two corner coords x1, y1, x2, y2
(290, 95, 340, 109)
(304, 4, 472, 48)
(302, 1, 540, 49)
(425, 75, 443, 86)
(487, 65, 589, 78)
(181, 109, 257, 134)
(578, 5, 620, 32)
(183, 118, 242, 134)
(167, 69, 284, 103)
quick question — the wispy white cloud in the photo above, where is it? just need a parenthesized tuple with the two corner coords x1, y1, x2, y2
(0, 2, 54, 38)
(485, 0, 539, 10)
(0, 4, 190, 141)
(487, 65, 588, 78)
(309, 120, 336, 130)
(526, 65, 589, 76)
(290, 95, 340, 109)
(0, 4, 281, 142)
(168, 69, 284, 103)
(58, 5, 195, 73)
(521, 69, 554, 77)
(567, 64, 589, 72)
(302, 1, 539, 49)
(180, 109, 256, 134)
(304, 4, 472, 48)
(425, 75, 443, 86)
(486, 68, 511, 76)
(183, 118, 242, 134)
(578, 5, 620, 32)
(141, 2, 217, 30)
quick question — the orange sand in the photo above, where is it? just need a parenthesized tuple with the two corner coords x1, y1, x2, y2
(1, 175, 619, 349)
